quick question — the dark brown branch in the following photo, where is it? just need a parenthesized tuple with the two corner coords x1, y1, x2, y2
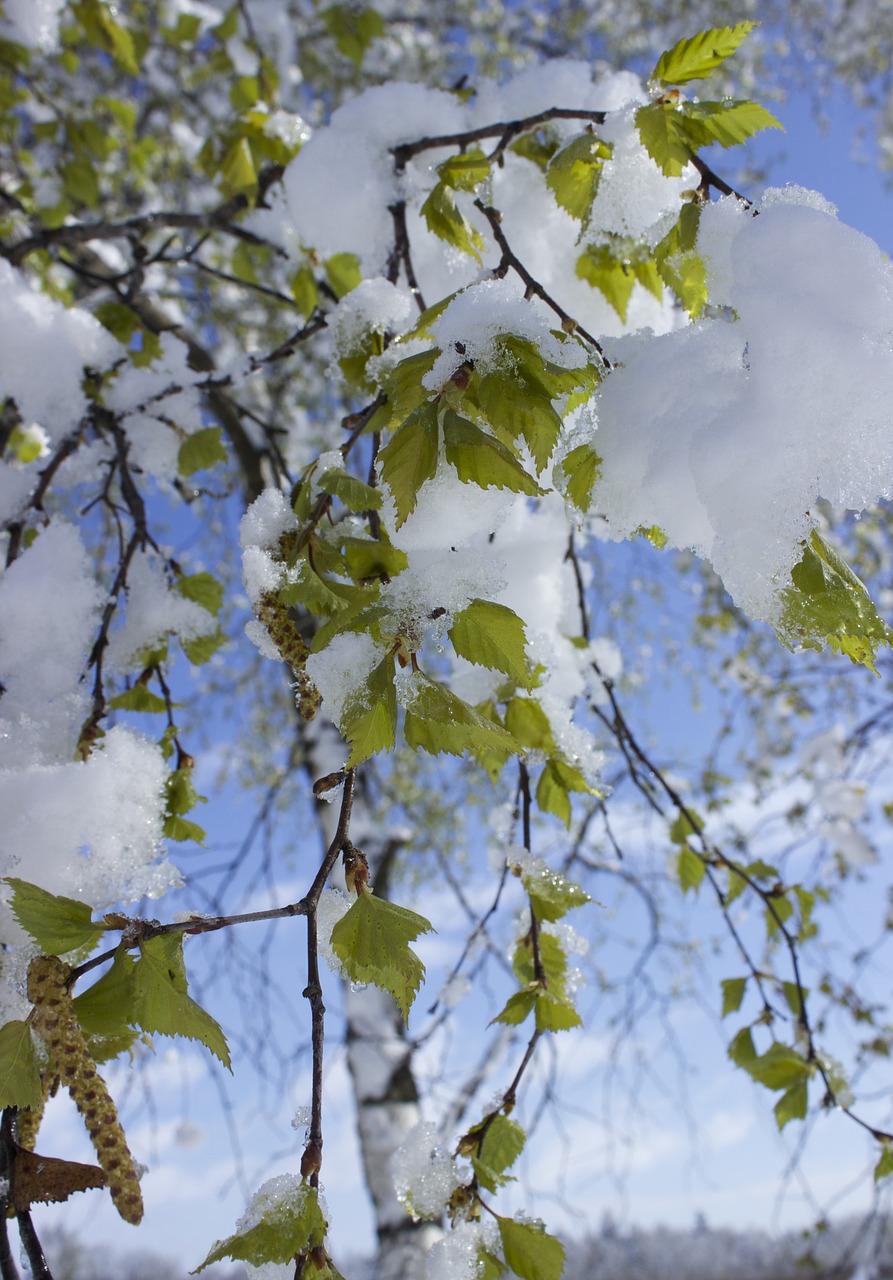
(391, 107, 607, 165)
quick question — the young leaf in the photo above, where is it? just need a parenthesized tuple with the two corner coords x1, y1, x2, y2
(875, 1145, 893, 1183)
(0, 1020, 44, 1110)
(720, 977, 747, 1017)
(560, 443, 602, 512)
(676, 844, 706, 895)
(652, 23, 758, 85)
(73, 950, 139, 1062)
(680, 100, 783, 149)
(443, 411, 543, 496)
(774, 1079, 808, 1130)
(420, 183, 484, 262)
(777, 530, 893, 674)
(745, 1042, 811, 1091)
(438, 147, 490, 192)
(727, 1026, 756, 1068)
(497, 1216, 565, 1280)
(490, 988, 538, 1027)
(329, 889, 434, 1020)
(403, 673, 520, 760)
(325, 252, 362, 299)
(318, 467, 382, 512)
(341, 653, 397, 767)
(174, 572, 224, 614)
(576, 245, 637, 321)
(134, 934, 231, 1069)
(535, 758, 597, 828)
(546, 133, 611, 222)
(195, 1182, 328, 1272)
(471, 1115, 526, 1192)
(178, 427, 227, 477)
(108, 685, 169, 714)
(6, 878, 106, 955)
(634, 103, 695, 177)
(378, 402, 439, 526)
(504, 698, 555, 751)
(520, 864, 590, 924)
(320, 4, 384, 66)
(449, 599, 536, 690)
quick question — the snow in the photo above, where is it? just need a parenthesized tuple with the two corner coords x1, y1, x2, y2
(105, 551, 218, 673)
(304, 632, 384, 726)
(392, 1121, 461, 1220)
(0, 0, 66, 49)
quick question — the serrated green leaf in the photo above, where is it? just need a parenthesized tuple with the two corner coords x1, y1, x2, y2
(62, 156, 100, 209)
(745, 1042, 811, 1091)
(669, 810, 703, 843)
(0, 1020, 43, 1110)
(320, 4, 384, 65)
(774, 1079, 808, 1130)
(635, 103, 695, 177)
(420, 183, 484, 262)
(182, 628, 227, 666)
(765, 892, 794, 938)
(471, 1115, 526, 1192)
(318, 467, 382, 512)
(546, 132, 611, 222)
(340, 536, 408, 582)
(330, 889, 433, 1019)
(727, 1026, 756, 1067)
(561, 443, 601, 511)
(535, 758, 596, 828)
(443, 411, 543, 496)
(875, 1145, 893, 1182)
(73, 950, 139, 1062)
(490, 988, 539, 1027)
(497, 1216, 565, 1280)
(174, 572, 224, 615)
(195, 1182, 328, 1272)
(291, 263, 319, 319)
(475, 375, 563, 473)
(652, 22, 758, 85)
(220, 135, 257, 199)
(521, 864, 590, 924)
(341, 653, 397, 766)
(134, 934, 231, 1068)
(165, 768, 206, 818)
(504, 698, 555, 751)
(680, 100, 783, 149)
(438, 147, 490, 192)
(325, 252, 362, 299)
(535, 990, 583, 1031)
(378, 402, 439, 527)
(777, 530, 893, 674)
(404, 673, 520, 760)
(163, 815, 207, 843)
(6, 878, 105, 955)
(449, 599, 536, 690)
(576, 245, 637, 320)
(178, 427, 227, 477)
(108, 685, 169, 714)
(676, 844, 706, 895)
(479, 1247, 509, 1280)
(720, 977, 747, 1017)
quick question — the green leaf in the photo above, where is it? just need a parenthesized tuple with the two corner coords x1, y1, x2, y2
(535, 990, 583, 1031)
(378, 403, 439, 526)
(520, 864, 590, 924)
(449, 599, 536, 690)
(680, 100, 783, 149)
(291, 263, 319, 319)
(0, 1020, 43, 1110)
(652, 23, 758, 85)
(479, 1247, 509, 1280)
(73, 950, 139, 1062)
(341, 653, 397, 767)
(325, 252, 362, 299)
(318, 467, 382, 512)
(504, 698, 555, 751)
(490, 988, 539, 1027)
(61, 156, 100, 209)
(320, 4, 385, 66)
(560, 443, 601, 511)
(497, 1216, 565, 1280)
(782, 980, 806, 1018)
(5, 878, 105, 955)
(420, 183, 484, 262)
(475, 375, 563, 473)
(774, 1080, 808, 1130)
(720, 977, 747, 1017)
(340, 536, 408, 582)
(134, 934, 231, 1069)
(634, 103, 695, 177)
(676, 845, 706, 895)
(73, 0, 141, 74)
(174, 573, 224, 615)
(443, 411, 543, 496)
(576, 245, 637, 320)
(746, 1042, 811, 1091)
(875, 1145, 893, 1182)
(535, 758, 596, 828)
(330, 889, 433, 1019)
(165, 768, 206, 818)
(546, 132, 611, 222)
(182, 629, 227, 666)
(777, 530, 893, 674)
(438, 147, 490, 192)
(471, 1115, 526, 1192)
(220, 136, 257, 199)
(727, 1026, 756, 1068)
(404, 673, 520, 760)
(195, 1182, 328, 1272)
(178, 427, 227, 477)
(108, 685, 169, 714)
(163, 815, 208, 843)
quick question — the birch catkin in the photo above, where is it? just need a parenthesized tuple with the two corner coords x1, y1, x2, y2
(27, 956, 143, 1224)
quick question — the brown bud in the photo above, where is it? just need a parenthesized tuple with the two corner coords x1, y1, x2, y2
(300, 1140, 322, 1179)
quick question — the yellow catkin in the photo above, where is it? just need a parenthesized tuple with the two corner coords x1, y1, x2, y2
(27, 956, 143, 1225)
(257, 591, 322, 720)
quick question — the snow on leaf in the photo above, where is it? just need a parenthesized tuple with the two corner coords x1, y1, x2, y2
(443, 411, 543, 496)
(497, 1215, 566, 1280)
(6, 878, 106, 955)
(449, 599, 537, 690)
(134, 934, 231, 1069)
(652, 22, 758, 85)
(545, 133, 611, 222)
(403, 672, 520, 760)
(329, 889, 434, 1020)
(0, 1020, 44, 1111)
(341, 653, 397, 766)
(560, 443, 602, 512)
(194, 1180, 328, 1272)
(634, 103, 695, 177)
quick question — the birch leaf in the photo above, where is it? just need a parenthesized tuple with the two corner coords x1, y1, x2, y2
(329, 890, 434, 1020)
